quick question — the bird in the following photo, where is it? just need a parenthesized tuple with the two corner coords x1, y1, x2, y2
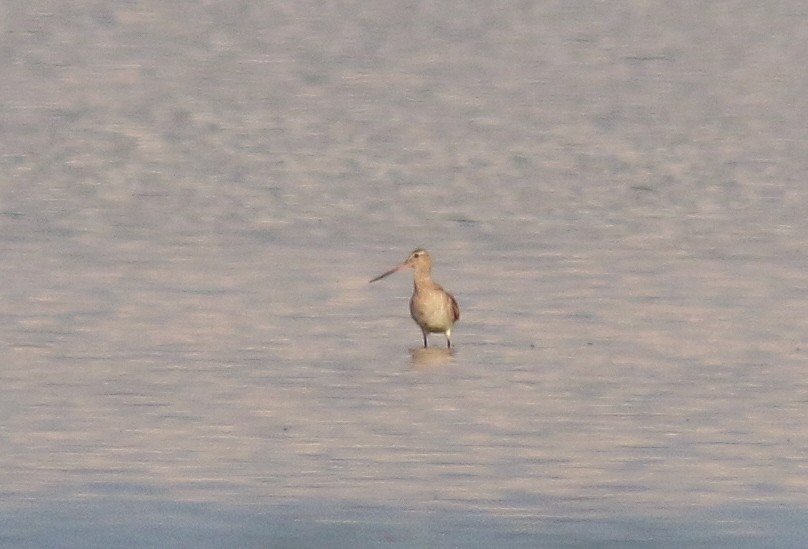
(369, 248, 460, 348)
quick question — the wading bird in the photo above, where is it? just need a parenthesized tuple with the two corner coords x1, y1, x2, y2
(370, 248, 460, 348)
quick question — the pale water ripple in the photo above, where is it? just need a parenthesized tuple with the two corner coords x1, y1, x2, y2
(1, 0, 807, 547)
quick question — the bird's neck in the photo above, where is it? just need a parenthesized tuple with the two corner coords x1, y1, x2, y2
(412, 267, 433, 290)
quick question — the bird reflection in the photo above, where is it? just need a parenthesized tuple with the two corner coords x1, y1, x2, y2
(409, 346, 454, 368)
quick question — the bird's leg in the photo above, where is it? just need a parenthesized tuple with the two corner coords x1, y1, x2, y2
(422, 330, 428, 348)
(446, 329, 452, 348)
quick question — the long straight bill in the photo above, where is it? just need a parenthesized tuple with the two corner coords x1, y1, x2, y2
(369, 265, 402, 283)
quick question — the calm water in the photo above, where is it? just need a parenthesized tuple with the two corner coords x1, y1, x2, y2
(2, 1, 808, 547)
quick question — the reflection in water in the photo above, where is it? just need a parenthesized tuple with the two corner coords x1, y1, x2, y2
(410, 347, 455, 368)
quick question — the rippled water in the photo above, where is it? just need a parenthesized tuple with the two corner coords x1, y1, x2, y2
(2, 1, 808, 547)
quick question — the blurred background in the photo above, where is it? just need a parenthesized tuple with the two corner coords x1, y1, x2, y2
(1, 1, 807, 547)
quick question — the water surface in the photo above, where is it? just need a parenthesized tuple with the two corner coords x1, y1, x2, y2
(2, 1, 808, 547)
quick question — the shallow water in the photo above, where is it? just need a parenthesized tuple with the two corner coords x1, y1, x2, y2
(2, 1, 808, 547)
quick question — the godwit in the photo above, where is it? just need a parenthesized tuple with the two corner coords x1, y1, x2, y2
(369, 248, 460, 348)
